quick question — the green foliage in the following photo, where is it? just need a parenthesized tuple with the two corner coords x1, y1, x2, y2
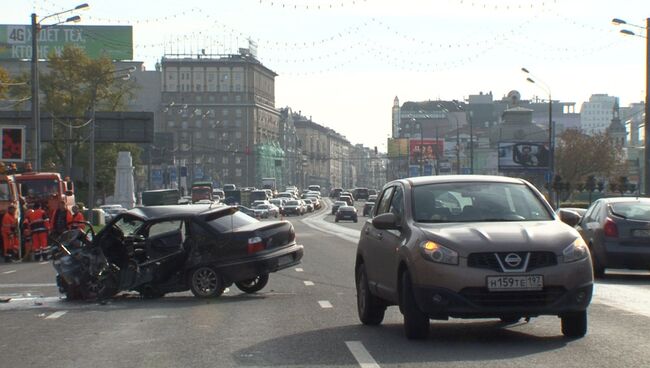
(38, 45, 140, 202)
(554, 129, 626, 186)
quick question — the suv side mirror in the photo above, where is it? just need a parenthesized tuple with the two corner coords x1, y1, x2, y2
(372, 212, 400, 230)
(558, 209, 582, 227)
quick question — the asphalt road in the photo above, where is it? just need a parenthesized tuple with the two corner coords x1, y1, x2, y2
(1, 198, 650, 367)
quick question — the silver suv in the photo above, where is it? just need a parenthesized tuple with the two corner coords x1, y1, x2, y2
(355, 175, 593, 339)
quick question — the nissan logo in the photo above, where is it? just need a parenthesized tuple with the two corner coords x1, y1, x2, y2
(504, 253, 522, 267)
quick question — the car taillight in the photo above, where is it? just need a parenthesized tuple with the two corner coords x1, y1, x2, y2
(247, 236, 265, 254)
(604, 218, 618, 238)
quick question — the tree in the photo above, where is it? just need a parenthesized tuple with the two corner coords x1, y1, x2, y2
(0, 67, 11, 99)
(38, 46, 140, 203)
(554, 129, 626, 187)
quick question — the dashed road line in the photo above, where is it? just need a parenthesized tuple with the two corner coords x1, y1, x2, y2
(39, 261, 49, 265)
(318, 300, 333, 308)
(45, 310, 67, 319)
(295, 268, 304, 272)
(2, 270, 17, 274)
(303, 281, 314, 286)
(345, 341, 380, 368)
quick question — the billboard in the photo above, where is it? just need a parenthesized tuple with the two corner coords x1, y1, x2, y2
(1, 126, 25, 162)
(0, 25, 133, 60)
(409, 139, 444, 166)
(498, 142, 550, 170)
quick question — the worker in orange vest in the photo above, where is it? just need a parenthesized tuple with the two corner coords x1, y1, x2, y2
(24, 203, 49, 261)
(68, 205, 86, 231)
(2, 205, 20, 263)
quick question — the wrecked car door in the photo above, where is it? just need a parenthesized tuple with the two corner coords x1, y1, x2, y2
(138, 219, 189, 284)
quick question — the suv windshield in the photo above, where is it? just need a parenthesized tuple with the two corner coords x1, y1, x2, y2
(412, 182, 552, 223)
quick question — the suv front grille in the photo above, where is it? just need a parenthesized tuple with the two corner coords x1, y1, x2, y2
(459, 287, 566, 308)
(467, 252, 557, 272)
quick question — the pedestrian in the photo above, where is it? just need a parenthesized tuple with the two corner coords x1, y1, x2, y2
(50, 201, 71, 240)
(68, 205, 86, 231)
(24, 202, 49, 261)
(2, 205, 20, 262)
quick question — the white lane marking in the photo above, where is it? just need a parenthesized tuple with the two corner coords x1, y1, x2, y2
(345, 341, 380, 368)
(2, 270, 16, 274)
(594, 283, 650, 318)
(0, 283, 56, 288)
(45, 310, 67, 319)
(318, 300, 333, 308)
(39, 261, 49, 265)
(295, 268, 304, 272)
(303, 281, 314, 286)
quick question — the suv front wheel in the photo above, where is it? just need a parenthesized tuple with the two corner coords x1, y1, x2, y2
(356, 263, 386, 325)
(561, 310, 587, 338)
(401, 271, 430, 339)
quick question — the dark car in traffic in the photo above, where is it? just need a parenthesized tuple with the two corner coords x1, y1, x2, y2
(51, 205, 303, 300)
(576, 197, 650, 278)
(335, 205, 358, 223)
(331, 200, 347, 215)
(355, 175, 593, 340)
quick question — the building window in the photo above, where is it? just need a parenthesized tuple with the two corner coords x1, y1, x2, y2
(235, 157, 241, 164)
(222, 168, 229, 177)
(167, 121, 175, 128)
(235, 109, 242, 117)
(223, 109, 229, 116)
(222, 157, 229, 164)
(236, 131, 242, 139)
(235, 95, 241, 102)
(235, 168, 242, 177)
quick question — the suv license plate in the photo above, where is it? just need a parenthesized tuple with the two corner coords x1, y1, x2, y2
(487, 275, 543, 291)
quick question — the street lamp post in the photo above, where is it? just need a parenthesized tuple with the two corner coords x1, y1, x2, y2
(522, 68, 554, 194)
(30, 3, 88, 171)
(612, 17, 650, 195)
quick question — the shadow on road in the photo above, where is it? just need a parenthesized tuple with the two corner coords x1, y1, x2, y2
(232, 321, 570, 366)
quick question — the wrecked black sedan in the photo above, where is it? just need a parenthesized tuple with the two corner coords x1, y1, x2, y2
(51, 204, 303, 300)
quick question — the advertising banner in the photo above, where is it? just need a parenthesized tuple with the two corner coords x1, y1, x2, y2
(1, 126, 25, 162)
(498, 142, 550, 170)
(0, 25, 133, 60)
(409, 139, 444, 166)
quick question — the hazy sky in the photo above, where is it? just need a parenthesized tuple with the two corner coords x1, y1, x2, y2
(6, 0, 649, 151)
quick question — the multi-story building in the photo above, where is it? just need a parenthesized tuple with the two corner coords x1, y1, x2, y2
(621, 101, 645, 147)
(278, 107, 301, 188)
(293, 112, 354, 191)
(160, 50, 280, 190)
(580, 94, 619, 135)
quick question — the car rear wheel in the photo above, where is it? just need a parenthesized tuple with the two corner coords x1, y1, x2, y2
(235, 274, 269, 293)
(189, 267, 225, 298)
(401, 272, 430, 340)
(356, 264, 386, 325)
(561, 310, 587, 338)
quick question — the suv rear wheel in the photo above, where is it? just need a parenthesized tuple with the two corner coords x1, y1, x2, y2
(356, 263, 386, 325)
(401, 272, 429, 339)
(561, 310, 587, 338)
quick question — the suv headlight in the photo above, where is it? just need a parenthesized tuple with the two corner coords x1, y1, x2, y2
(563, 238, 589, 263)
(420, 241, 459, 265)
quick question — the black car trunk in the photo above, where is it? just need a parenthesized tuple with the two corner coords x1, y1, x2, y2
(224, 221, 295, 258)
